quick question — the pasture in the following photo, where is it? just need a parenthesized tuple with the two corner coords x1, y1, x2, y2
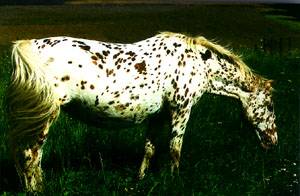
(0, 4, 299, 195)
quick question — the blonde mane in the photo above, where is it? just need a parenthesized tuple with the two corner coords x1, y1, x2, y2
(159, 32, 266, 91)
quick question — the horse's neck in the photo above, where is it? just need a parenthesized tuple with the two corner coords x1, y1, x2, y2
(206, 58, 255, 102)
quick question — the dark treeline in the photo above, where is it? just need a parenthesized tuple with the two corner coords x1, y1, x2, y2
(0, 0, 64, 5)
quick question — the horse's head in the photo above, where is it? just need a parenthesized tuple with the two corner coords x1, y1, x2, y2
(245, 80, 278, 150)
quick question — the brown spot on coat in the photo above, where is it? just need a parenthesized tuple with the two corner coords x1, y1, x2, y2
(184, 88, 189, 97)
(95, 96, 99, 106)
(79, 45, 91, 51)
(134, 61, 147, 74)
(108, 101, 115, 105)
(126, 51, 136, 56)
(103, 50, 110, 56)
(91, 56, 98, 60)
(106, 69, 114, 77)
(201, 50, 212, 61)
(61, 75, 70, 81)
(96, 52, 104, 59)
(80, 80, 87, 90)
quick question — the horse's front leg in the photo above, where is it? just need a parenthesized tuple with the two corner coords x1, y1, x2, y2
(169, 106, 191, 174)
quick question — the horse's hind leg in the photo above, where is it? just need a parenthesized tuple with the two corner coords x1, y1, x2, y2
(14, 110, 59, 192)
(138, 138, 155, 179)
(138, 110, 171, 179)
(21, 124, 49, 192)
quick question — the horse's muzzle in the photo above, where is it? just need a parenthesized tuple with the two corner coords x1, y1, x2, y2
(260, 131, 278, 150)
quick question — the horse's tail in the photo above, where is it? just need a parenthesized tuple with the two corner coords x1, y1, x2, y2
(7, 40, 59, 152)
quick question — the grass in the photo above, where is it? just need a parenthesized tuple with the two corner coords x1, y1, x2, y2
(1, 42, 299, 196)
(265, 15, 300, 32)
(0, 4, 300, 49)
(0, 4, 299, 195)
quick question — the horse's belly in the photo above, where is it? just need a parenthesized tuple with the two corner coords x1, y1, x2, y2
(101, 102, 161, 123)
(94, 98, 163, 123)
(77, 90, 164, 123)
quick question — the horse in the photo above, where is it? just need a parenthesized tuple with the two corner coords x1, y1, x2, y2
(6, 32, 278, 192)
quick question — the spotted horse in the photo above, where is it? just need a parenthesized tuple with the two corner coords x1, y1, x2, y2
(6, 32, 278, 192)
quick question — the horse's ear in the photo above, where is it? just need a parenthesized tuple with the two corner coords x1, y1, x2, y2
(265, 80, 274, 90)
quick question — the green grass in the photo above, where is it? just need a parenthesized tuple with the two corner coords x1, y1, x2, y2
(0, 46, 299, 196)
(0, 4, 300, 49)
(265, 14, 300, 34)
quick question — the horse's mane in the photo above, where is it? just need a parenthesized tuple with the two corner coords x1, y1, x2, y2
(159, 32, 267, 91)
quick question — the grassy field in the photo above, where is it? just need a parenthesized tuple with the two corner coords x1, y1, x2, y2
(0, 4, 300, 49)
(0, 4, 299, 195)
